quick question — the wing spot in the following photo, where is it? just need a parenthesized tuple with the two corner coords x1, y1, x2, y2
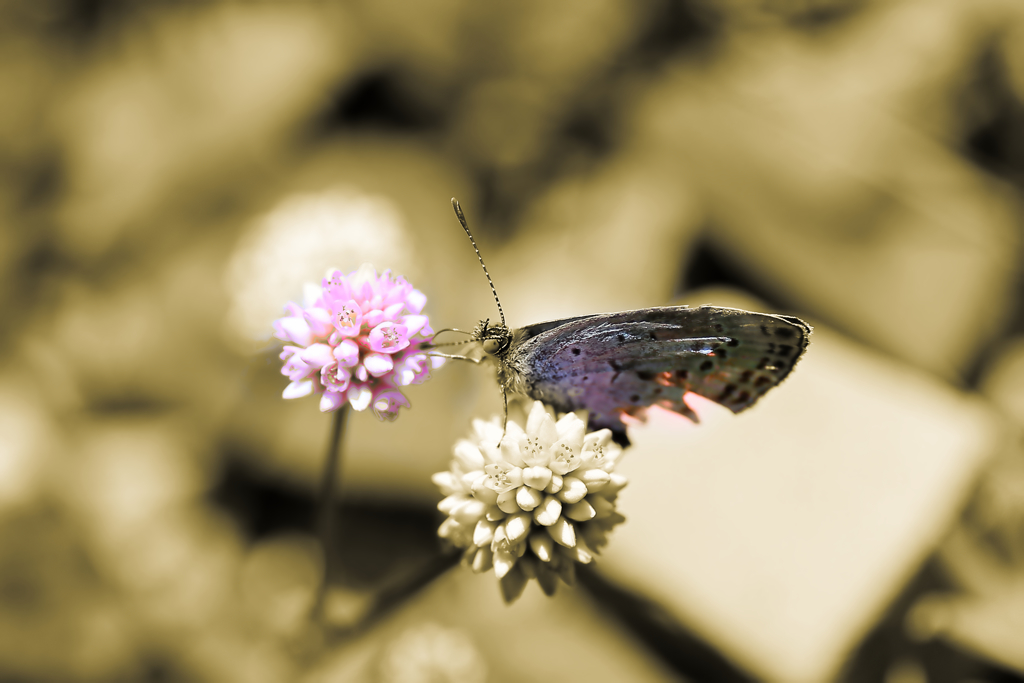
(719, 384, 737, 401)
(649, 332, 658, 341)
(740, 370, 754, 383)
(700, 359, 714, 372)
(777, 344, 793, 357)
(754, 376, 772, 388)
(609, 360, 622, 371)
(630, 394, 640, 403)
(582, 376, 589, 381)
(734, 390, 751, 404)
(571, 347, 581, 356)
(713, 323, 724, 333)
(726, 338, 740, 347)
(717, 348, 728, 360)
(760, 325, 771, 336)
(675, 369, 689, 380)
(757, 357, 771, 370)
(775, 327, 796, 339)
(636, 370, 655, 381)
(617, 334, 626, 343)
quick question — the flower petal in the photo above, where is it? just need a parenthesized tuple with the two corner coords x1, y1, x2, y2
(300, 343, 335, 368)
(333, 339, 360, 367)
(303, 307, 334, 338)
(319, 391, 346, 412)
(372, 388, 410, 421)
(347, 385, 372, 411)
(401, 314, 429, 337)
(273, 315, 312, 347)
(283, 380, 313, 399)
(454, 441, 485, 471)
(363, 353, 394, 377)
(406, 288, 427, 314)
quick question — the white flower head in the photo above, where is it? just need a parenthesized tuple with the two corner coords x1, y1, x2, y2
(433, 400, 627, 603)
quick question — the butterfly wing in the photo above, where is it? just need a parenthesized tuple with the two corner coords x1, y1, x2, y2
(507, 305, 811, 442)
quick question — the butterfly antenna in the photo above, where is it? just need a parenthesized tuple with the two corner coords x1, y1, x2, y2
(433, 327, 474, 338)
(452, 198, 506, 328)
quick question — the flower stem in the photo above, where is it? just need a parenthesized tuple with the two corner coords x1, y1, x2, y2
(312, 405, 348, 620)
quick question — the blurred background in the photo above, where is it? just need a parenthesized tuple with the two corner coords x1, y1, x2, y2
(3, 0, 1024, 680)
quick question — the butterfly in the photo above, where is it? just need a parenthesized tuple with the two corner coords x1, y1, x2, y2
(432, 200, 812, 446)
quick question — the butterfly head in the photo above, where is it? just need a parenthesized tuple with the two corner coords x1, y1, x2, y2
(473, 318, 513, 357)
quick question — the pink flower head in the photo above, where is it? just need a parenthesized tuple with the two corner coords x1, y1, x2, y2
(273, 265, 444, 420)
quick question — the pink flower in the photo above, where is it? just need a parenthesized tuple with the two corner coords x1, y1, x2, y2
(273, 265, 444, 419)
(372, 386, 412, 422)
(367, 322, 410, 354)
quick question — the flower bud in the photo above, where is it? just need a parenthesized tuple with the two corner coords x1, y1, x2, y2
(505, 512, 531, 544)
(516, 486, 544, 511)
(547, 517, 576, 548)
(522, 466, 553, 490)
(453, 499, 486, 525)
(557, 476, 588, 504)
(496, 489, 520, 514)
(473, 519, 497, 547)
(533, 495, 562, 527)
(529, 533, 555, 562)
(580, 468, 611, 492)
(565, 499, 596, 522)
(471, 477, 499, 505)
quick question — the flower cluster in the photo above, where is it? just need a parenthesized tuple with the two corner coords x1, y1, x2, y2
(433, 401, 627, 603)
(274, 265, 443, 420)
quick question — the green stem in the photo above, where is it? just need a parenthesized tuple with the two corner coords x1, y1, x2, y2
(312, 404, 348, 620)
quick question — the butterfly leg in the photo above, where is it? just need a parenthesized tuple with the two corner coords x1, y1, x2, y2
(498, 386, 508, 448)
(426, 352, 484, 363)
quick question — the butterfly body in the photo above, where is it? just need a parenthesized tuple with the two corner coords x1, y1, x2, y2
(479, 305, 811, 444)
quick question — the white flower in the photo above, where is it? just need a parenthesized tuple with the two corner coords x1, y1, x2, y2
(433, 401, 627, 603)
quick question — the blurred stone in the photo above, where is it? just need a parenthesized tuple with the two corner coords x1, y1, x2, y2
(58, 418, 209, 545)
(54, 2, 357, 258)
(631, 0, 1022, 379)
(303, 567, 678, 683)
(182, 631, 297, 683)
(910, 528, 1024, 675)
(239, 534, 321, 638)
(0, 375, 53, 513)
(979, 336, 1024, 425)
(378, 621, 487, 683)
(0, 509, 133, 682)
(599, 290, 997, 682)
(493, 150, 703, 325)
(320, 586, 374, 630)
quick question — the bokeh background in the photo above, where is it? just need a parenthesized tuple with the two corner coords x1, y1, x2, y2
(3, 0, 1024, 681)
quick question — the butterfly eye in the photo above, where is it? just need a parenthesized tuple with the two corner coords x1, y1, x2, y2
(482, 338, 501, 355)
